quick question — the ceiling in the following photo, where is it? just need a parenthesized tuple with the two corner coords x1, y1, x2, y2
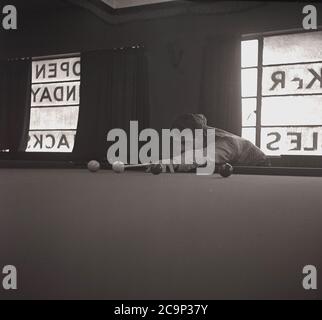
(101, 0, 177, 9)
(13, 0, 271, 26)
(11, 0, 178, 11)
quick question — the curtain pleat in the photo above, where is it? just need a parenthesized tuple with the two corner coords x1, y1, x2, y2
(0, 59, 31, 152)
(73, 48, 150, 161)
(199, 36, 242, 136)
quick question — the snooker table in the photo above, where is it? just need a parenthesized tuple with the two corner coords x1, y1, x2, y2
(0, 167, 321, 300)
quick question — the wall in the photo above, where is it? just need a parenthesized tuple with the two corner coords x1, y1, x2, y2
(1, 1, 318, 130)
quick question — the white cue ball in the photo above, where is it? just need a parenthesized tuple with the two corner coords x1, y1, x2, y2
(87, 160, 100, 172)
(112, 161, 125, 173)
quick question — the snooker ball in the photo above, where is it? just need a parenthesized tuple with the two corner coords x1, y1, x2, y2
(87, 160, 100, 172)
(150, 164, 163, 175)
(112, 161, 125, 173)
(219, 163, 233, 178)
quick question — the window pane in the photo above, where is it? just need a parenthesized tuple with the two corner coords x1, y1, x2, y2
(261, 96, 322, 126)
(29, 56, 81, 153)
(242, 98, 257, 126)
(261, 126, 322, 156)
(27, 131, 76, 152)
(262, 62, 322, 96)
(242, 68, 258, 97)
(241, 40, 258, 68)
(31, 81, 80, 107)
(29, 107, 79, 130)
(32, 57, 81, 83)
(242, 127, 256, 145)
(263, 31, 322, 65)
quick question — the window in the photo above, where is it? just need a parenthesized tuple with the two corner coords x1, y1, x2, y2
(241, 30, 322, 156)
(27, 55, 81, 152)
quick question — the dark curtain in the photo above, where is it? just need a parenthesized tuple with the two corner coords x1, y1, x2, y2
(73, 47, 150, 161)
(0, 59, 31, 152)
(199, 36, 242, 136)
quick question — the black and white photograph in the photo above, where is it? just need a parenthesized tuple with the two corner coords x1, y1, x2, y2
(0, 0, 321, 304)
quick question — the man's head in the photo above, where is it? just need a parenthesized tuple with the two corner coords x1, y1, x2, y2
(171, 113, 212, 149)
(171, 113, 208, 131)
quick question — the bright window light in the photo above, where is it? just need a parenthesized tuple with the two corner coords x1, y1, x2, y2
(27, 56, 80, 153)
(241, 39, 258, 68)
(241, 31, 322, 156)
